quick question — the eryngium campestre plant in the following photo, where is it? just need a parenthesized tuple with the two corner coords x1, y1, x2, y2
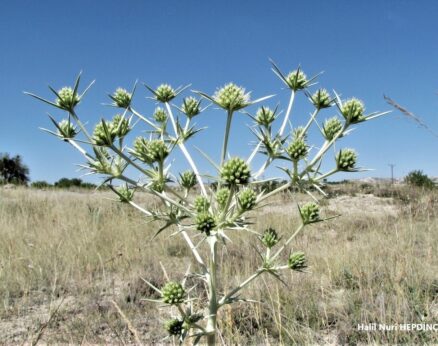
(111, 88, 132, 108)
(56, 87, 80, 110)
(28, 61, 389, 345)
(162, 281, 186, 305)
(165, 319, 184, 336)
(288, 251, 307, 271)
(153, 107, 168, 123)
(57, 119, 78, 140)
(336, 148, 357, 171)
(221, 157, 251, 185)
(261, 228, 280, 248)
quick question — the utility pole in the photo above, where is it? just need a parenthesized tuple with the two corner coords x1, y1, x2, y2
(388, 164, 395, 184)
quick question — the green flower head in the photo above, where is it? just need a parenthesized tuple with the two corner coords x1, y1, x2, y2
(341, 98, 365, 124)
(155, 84, 176, 103)
(221, 157, 251, 185)
(196, 212, 216, 236)
(164, 319, 184, 336)
(255, 106, 276, 127)
(288, 251, 307, 271)
(336, 148, 357, 171)
(111, 88, 132, 108)
(133, 138, 169, 164)
(216, 188, 230, 210)
(111, 114, 131, 138)
(57, 119, 78, 140)
(323, 117, 343, 141)
(194, 195, 210, 212)
(311, 89, 332, 109)
(179, 171, 196, 190)
(238, 188, 257, 211)
(56, 87, 80, 110)
(292, 126, 307, 141)
(300, 202, 320, 225)
(162, 281, 186, 305)
(117, 185, 134, 203)
(153, 107, 167, 123)
(286, 70, 307, 91)
(286, 139, 308, 161)
(182, 97, 201, 118)
(214, 83, 250, 112)
(261, 227, 279, 248)
(92, 121, 116, 146)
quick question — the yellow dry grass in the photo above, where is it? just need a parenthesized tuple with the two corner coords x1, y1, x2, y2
(0, 185, 437, 344)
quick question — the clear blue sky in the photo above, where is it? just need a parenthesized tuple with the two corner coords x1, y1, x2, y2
(1, 0, 438, 183)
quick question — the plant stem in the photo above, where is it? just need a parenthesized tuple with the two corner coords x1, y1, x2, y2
(271, 223, 304, 261)
(279, 89, 295, 137)
(164, 102, 207, 196)
(218, 269, 264, 306)
(205, 236, 218, 345)
(221, 110, 234, 166)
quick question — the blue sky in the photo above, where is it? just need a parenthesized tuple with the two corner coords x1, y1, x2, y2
(1, 0, 438, 183)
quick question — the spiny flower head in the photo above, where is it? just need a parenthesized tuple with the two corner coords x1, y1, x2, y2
(164, 319, 184, 336)
(238, 188, 257, 211)
(311, 89, 332, 109)
(182, 97, 201, 118)
(341, 98, 365, 124)
(133, 138, 169, 164)
(111, 114, 131, 138)
(153, 107, 167, 123)
(261, 227, 279, 248)
(213, 83, 250, 112)
(323, 117, 343, 141)
(111, 88, 132, 108)
(56, 87, 80, 110)
(336, 148, 357, 171)
(57, 119, 78, 139)
(179, 171, 196, 190)
(117, 185, 134, 203)
(300, 202, 320, 224)
(288, 251, 307, 271)
(194, 195, 210, 212)
(255, 106, 276, 127)
(221, 157, 251, 185)
(150, 179, 165, 193)
(155, 84, 176, 103)
(286, 139, 308, 161)
(196, 212, 216, 236)
(292, 126, 307, 141)
(92, 121, 116, 146)
(216, 188, 230, 210)
(286, 70, 307, 91)
(161, 281, 186, 304)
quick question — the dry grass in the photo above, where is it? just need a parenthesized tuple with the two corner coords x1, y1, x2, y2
(0, 185, 437, 344)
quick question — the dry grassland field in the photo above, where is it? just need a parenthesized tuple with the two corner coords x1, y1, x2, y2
(0, 183, 437, 345)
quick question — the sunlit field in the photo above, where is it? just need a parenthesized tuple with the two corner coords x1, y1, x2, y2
(1, 183, 437, 344)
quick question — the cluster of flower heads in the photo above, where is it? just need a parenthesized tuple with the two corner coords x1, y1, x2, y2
(132, 138, 169, 165)
(92, 115, 131, 146)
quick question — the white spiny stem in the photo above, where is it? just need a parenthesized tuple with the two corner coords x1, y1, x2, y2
(271, 223, 304, 261)
(180, 227, 207, 271)
(164, 102, 207, 196)
(279, 89, 295, 137)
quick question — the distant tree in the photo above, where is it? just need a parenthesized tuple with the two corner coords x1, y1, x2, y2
(0, 153, 30, 185)
(54, 177, 96, 189)
(31, 180, 52, 188)
(405, 170, 435, 189)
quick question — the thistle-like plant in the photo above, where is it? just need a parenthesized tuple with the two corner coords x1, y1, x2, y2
(27, 62, 389, 344)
